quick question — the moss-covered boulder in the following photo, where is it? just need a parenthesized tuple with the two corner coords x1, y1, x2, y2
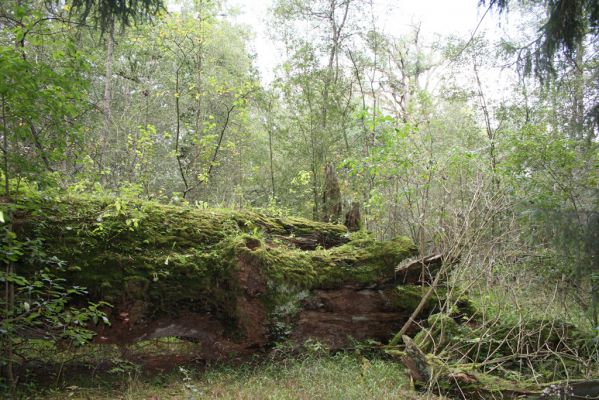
(12, 194, 423, 355)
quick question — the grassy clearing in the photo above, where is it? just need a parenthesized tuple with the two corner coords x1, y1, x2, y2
(37, 353, 432, 400)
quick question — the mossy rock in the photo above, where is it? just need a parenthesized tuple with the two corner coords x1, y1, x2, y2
(394, 285, 446, 313)
(15, 194, 417, 337)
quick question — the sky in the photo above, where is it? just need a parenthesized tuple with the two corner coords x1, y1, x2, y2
(224, 0, 509, 83)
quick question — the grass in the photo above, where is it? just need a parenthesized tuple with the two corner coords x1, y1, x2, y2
(37, 352, 434, 400)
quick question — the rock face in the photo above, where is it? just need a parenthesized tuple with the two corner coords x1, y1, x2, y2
(18, 195, 440, 358)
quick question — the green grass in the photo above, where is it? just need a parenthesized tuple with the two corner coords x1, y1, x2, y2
(38, 353, 433, 400)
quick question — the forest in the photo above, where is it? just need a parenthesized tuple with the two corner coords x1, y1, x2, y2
(0, 0, 597, 398)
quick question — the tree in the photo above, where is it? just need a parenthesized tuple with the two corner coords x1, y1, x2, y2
(68, 0, 164, 32)
(272, 0, 363, 219)
(482, 0, 598, 80)
(82, 2, 259, 201)
(0, 6, 89, 191)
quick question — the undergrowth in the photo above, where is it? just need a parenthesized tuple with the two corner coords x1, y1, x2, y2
(36, 352, 432, 400)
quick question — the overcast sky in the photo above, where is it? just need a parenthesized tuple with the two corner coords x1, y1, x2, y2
(224, 0, 509, 83)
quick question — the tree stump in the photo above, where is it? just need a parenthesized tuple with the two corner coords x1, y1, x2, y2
(344, 202, 361, 232)
(322, 163, 342, 223)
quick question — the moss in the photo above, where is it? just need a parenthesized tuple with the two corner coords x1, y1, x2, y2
(450, 295, 477, 318)
(427, 313, 459, 331)
(249, 232, 416, 290)
(464, 370, 542, 394)
(415, 313, 465, 352)
(17, 194, 416, 336)
(393, 285, 446, 313)
(123, 276, 150, 299)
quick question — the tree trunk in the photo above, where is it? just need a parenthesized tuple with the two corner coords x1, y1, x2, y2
(174, 65, 190, 198)
(15, 196, 429, 357)
(2, 95, 8, 196)
(344, 202, 361, 231)
(268, 124, 276, 200)
(572, 43, 585, 141)
(322, 163, 342, 223)
(100, 19, 115, 178)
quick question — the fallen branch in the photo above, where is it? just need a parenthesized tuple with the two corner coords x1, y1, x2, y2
(390, 255, 462, 345)
(393, 337, 599, 399)
(394, 254, 444, 284)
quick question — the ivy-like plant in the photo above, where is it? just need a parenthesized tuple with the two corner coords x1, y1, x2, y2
(0, 206, 111, 397)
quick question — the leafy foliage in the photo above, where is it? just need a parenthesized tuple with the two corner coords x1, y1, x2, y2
(482, 0, 598, 79)
(0, 268, 110, 346)
(68, 0, 164, 32)
(0, 203, 110, 395)
(0, 4, 90, 188)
